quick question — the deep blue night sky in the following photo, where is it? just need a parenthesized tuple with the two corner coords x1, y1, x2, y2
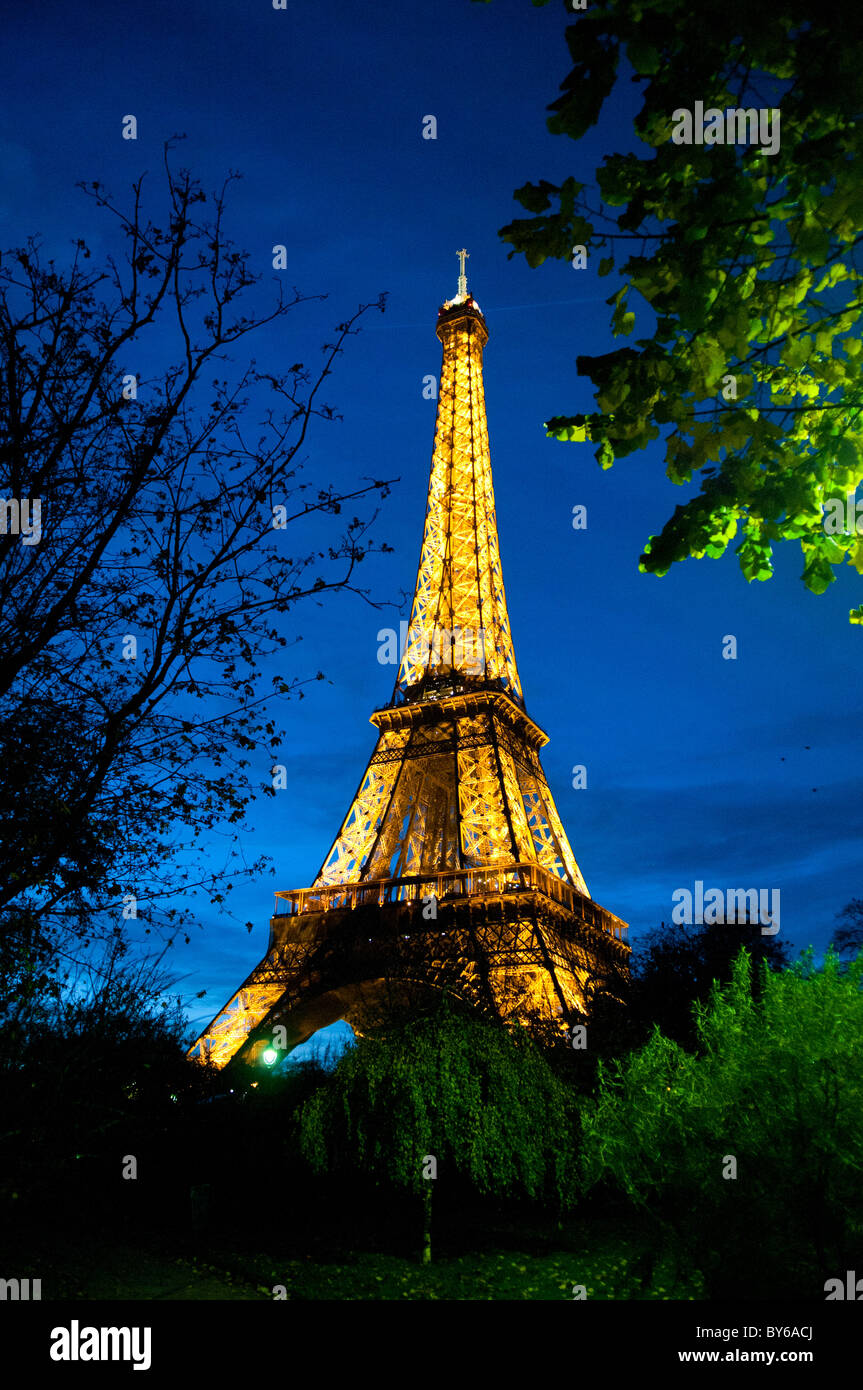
(4, 0, 861, 1049)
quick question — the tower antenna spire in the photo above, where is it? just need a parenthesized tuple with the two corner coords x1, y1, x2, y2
(456, 247, 469, 298)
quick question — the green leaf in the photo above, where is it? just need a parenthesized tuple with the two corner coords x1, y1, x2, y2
(513, 180, 557, 214)
(836, 439, 859, 474)
(801, 554, 836, 595)
(627, 41, 660, 76)
(545, 414, 592, 443)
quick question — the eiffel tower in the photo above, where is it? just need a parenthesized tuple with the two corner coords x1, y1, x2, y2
(190, 254, 629, 1068)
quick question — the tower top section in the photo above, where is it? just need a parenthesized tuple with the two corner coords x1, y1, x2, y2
(395, 259, 524, 709)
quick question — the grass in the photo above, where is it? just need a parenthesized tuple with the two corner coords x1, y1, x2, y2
(12, 1212, 705, 1300)
(226, 1245, 703, 1300)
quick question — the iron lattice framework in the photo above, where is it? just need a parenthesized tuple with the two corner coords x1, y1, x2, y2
(190, 268, 629, 1069)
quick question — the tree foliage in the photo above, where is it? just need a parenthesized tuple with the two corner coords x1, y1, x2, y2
(299, 1006, 576, 1258)
(0, 936, 196, 1213)
(482, 0, 863, 620)
(580, 949, 863, 1295)
(627, 915, 792, 1049)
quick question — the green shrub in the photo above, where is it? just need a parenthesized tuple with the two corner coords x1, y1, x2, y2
(580, 949, 863, 1297)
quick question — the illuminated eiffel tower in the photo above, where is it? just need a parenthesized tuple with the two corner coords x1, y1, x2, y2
(190, 254, 629, 1068)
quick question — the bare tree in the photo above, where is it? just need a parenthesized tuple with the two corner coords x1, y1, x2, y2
(0, 140, 395, 1002)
